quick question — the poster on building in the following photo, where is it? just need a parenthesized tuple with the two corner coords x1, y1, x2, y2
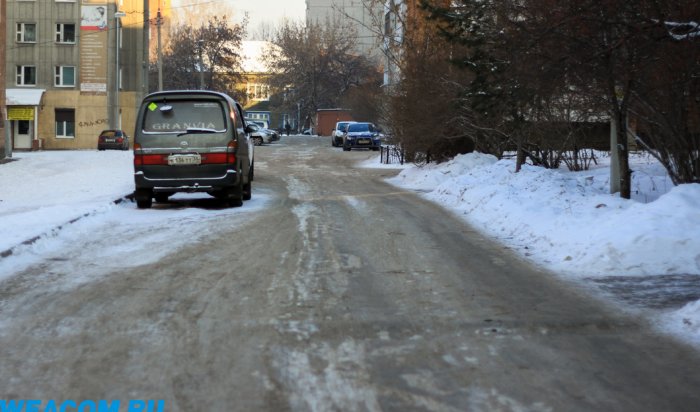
(8, 107, 35, 121)
(80, 4, 108, 94)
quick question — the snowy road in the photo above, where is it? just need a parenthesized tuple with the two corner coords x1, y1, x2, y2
(1, 136, 700, 411)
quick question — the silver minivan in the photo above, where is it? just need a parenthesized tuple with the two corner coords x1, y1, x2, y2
(133, 90, 254, 208)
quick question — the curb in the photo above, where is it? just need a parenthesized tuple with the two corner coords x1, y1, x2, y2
(0, 194, 134, 259)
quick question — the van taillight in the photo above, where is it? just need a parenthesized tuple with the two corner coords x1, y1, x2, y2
(141, 155, 169, 165)
(201, 153, 228, 164)
(133, 143, 141, 166)
(133, 143, 168, 166)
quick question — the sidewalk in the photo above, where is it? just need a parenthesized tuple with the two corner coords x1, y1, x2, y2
(0, 150, 133, 255)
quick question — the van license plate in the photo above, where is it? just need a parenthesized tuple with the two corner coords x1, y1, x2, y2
(168, 154, 201, 165)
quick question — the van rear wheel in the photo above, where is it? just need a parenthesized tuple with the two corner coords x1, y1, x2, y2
(134, 189, 153, 209)
(243, 166, 253, 200)
(228, 195, 243, 207)
(243, 181, 252, 201)
(226, 179, 244, 207)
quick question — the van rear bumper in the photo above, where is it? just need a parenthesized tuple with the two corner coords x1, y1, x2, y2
(134, 169, 238, 192)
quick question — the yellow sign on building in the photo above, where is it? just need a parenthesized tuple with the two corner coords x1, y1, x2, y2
(8, 107, 35, 120)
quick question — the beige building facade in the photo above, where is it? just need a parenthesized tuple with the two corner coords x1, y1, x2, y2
(1, 0, 6, 155)
(5, 0, 147, 150)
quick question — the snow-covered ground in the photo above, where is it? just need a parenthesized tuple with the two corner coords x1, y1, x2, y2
(1, 148, 699, 349)
(361, 151, 700, 348)
(0, 150, 271, 285)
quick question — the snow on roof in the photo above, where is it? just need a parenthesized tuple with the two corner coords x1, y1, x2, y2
(6, 89, 46, 106)
(241, 40, 273, 73)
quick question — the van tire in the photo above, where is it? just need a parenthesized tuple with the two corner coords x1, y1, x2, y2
(135, 189, 153, 209)
(228, 195, 243, 207)
(227, 178, 244, 207)
(243, 180, 252, 200)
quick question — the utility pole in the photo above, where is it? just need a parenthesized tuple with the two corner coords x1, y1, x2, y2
(114, 10, 126, 130)
(157, 9, 163, 91)
(142, 0, 149, 95)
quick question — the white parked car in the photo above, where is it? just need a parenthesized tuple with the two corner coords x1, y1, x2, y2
(247, 123, 273, 146)
(331, 121, 356, 147)
(249, 120, 279, 141)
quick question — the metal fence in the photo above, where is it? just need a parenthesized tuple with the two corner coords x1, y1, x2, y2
(380, 145, 405, 165)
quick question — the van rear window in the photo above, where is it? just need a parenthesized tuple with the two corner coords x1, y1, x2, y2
(142, 100, 227, 133)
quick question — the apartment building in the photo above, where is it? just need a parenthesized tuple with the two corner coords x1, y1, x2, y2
(5, 0, 147, 150)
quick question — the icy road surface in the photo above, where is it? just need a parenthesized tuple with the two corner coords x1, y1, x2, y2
(1, 137, 700, 411)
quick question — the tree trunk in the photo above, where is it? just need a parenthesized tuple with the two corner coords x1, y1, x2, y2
(616, 111, 631, 199)
(515, 132, 527, 172)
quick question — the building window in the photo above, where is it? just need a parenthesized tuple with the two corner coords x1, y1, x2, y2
(385, 11, 392, 36)
(246, 83, 270, 101)
(55, 66, 76, 87)
(16, 23, 37, 43)
(55, 109, 75, 138)
(16, 66, 37, 86)
(56, 23, 76, 43)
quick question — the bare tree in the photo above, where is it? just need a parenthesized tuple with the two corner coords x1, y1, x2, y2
(155, 16, 247, 97)
(423, 0, 699, 195)
(249, 21, 275, 41)
(630, 19, 700, 185)
(265, 19, 380, 126)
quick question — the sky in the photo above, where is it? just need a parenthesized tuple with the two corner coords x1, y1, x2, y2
(171, 0, 306, 36)
(0, 140, 699, 351)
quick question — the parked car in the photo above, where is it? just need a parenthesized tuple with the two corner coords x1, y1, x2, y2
(97, 129, 130, 150)
(247, 123, 274, 146)
(331, 121, 356, 147)
(132, 90, 254, 209)
(249, 120, 279, 141)
(342, 122, 382, 151)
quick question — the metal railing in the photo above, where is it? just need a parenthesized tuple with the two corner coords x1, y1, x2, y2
(380, 145, 405, 165)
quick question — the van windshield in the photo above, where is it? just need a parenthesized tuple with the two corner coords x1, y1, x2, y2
(142, 100, 227, 133)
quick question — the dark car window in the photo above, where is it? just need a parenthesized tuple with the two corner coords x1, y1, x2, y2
(347, 123, 374, 133)
(141, 100, 226, 133)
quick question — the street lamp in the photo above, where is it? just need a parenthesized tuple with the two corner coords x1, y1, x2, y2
(114, 10, 126, 130)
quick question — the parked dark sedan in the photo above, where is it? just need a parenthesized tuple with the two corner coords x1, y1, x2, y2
(342, 122, 381, 151)
(97, 130, 130, 150)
